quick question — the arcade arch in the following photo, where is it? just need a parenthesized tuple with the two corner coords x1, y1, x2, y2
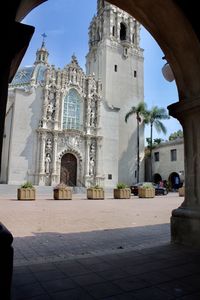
(2, 0, 200, 248)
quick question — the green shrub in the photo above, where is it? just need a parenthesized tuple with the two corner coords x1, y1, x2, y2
(116, 182, 127, 189)
(142, 182, 154, 189)
(90, 185, 103, 190)
(53, 183, 69, 190)
(20, 181, 34, 189)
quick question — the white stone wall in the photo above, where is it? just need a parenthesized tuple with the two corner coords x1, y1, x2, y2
(98, 103, 119, 188)
(0, 99, 14, 183)
(7, 88, 43, 184)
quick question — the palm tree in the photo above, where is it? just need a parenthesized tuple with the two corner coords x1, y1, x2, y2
(144, 106, 170, 180)
(125, 102, 147, 183)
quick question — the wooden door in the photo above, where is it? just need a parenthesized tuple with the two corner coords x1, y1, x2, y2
(60, 153, 77, 186)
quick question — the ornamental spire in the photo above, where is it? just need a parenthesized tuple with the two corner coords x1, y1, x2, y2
(41, 33, 47, 47)
(34, 33, 49, 65)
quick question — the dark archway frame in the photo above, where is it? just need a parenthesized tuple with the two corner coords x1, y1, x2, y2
(1, 0, 200, 247)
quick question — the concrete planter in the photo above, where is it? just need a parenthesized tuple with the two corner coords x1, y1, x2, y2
(138, 187, 155, 198)
(113, 188, 131, 199)
(17, 188, 36, 200)
(178, 186, 185, 197)
(53, 188, 72, 200)
(87, 188, 104, 199)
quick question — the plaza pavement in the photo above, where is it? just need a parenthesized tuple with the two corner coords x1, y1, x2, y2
(0, 186, 200, 299)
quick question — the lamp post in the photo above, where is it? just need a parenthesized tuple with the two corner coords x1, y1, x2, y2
(161, 56, 175, 82)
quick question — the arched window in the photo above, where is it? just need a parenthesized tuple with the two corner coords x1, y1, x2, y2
(63, 89, 81, 130)
(120, 23, 127, 40)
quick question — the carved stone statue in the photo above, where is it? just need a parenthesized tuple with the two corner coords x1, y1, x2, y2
(47, 103, 54, 119)
(90, 142, 96, 154)
(45, 153, 51, 174)
(90, 109, 95, 126)
(89, 158, 95, 175)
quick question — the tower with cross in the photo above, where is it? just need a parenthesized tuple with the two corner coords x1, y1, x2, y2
(34, 33, 49, 65)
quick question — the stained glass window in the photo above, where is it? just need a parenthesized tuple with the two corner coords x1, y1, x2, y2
(63, 89, 81, 130)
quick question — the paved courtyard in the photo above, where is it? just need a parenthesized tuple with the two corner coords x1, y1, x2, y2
(0, 188, 200, 299)
(0, 191, 181, 266)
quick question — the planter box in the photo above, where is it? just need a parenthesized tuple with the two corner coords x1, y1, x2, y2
(114, 188, 131, 199)
(178, 186, 185, 197)
(17, 188, 36, 200)
(138, 187, 155, 198)
(53, 188, 72, 200)
(87, 188, 104, 199)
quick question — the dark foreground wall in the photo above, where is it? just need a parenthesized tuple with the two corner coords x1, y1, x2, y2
(0, 222, 13, 300)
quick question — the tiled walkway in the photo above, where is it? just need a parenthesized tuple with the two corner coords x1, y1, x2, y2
(0, 189, 199, 299)
(12, 243, 200, 299)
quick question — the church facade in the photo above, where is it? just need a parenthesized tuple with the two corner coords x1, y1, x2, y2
(0, 0, 144, 188)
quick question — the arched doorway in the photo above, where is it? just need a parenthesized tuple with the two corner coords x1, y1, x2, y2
(153, 173, 162, 184)
(60, 153, 77, 186)
(168, 172, 180, 191)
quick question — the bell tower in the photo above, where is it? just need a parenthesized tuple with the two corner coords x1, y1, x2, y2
(86, 1, 144, 186)
(34, 33, 49, 66)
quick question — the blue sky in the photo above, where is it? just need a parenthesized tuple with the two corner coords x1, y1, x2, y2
(21, 0, 182, 140)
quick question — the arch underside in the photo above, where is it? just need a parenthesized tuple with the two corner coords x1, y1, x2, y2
(110, 0, 200, 101)
(10, 0, 200, 101)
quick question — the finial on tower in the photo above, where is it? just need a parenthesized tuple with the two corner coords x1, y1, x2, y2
(34, 33, 49, 65)
(41, 33, 47, 47)
(71, 53, 78, 65)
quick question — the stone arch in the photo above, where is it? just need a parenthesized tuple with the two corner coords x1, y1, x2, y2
(153, 173, 162, 184)
(58, 148, 82, 162)
(3, 0, 200, 247)
(168, 172, 180, 191)
(58, 148, 83, 186)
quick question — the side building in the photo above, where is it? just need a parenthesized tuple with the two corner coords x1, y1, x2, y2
(149, 138, 184, 190)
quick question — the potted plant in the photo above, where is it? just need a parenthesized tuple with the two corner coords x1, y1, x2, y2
(87, 185, 104, 200)
(138, 182, 155, 198)
(53, 183, 72, 200)
(113, 183, 131, 199)
(17, 181, 36, 200)
(178, 183, 185, 197)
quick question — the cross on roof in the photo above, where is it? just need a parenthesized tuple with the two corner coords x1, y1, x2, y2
(41, 33, 47, 43)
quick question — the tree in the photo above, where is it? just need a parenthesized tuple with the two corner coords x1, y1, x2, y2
(144, 106, 170, 180)
(169, 129, 183, 141)
(125, 102, 147, 183)
(146, 137, 164, 150)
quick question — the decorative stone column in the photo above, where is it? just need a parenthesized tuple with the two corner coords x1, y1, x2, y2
(54, 92, 60, 130)
(168, 98, 200, 247)
(42, 68, 50, 128)
(85, 138, 91, 186)
(86, 138, 91, 175)
(95, 136, 104, 186)
(38, 132, 46, 185)
(51, 133, 58, 185)
(86, 96, 92, 134)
